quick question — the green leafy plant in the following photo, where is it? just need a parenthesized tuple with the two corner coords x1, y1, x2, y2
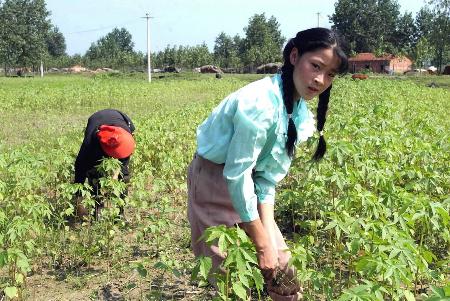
(192, 225, 264, 300)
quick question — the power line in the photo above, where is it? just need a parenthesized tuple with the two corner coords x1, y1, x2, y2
(66, 19, 140, 35)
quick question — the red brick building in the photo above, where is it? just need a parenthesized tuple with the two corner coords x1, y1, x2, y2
(349, 53, 412, 74)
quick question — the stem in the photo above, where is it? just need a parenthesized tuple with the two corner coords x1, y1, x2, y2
(332, 183, 337, 294)
(225, 268, 229, 301)
(291, 196, 295, 233)
(415, 222, 425, 295)
(348, 257, 352, 287)
(11, 259, 17, 285)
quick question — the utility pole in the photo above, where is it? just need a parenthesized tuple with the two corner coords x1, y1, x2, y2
(316, 12, 321, 27)
(142, 13, 153, 82)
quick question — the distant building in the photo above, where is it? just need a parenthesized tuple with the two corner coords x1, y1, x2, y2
(349, 53, 412, 74)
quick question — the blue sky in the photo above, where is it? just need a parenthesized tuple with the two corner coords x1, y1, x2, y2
(45, 0, 426, 56)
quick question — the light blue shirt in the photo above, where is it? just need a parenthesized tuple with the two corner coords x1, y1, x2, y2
(196, 74, 315, 222)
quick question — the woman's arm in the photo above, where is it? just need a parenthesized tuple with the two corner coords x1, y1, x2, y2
(258, 203, 278, 251)
(241, 202, 279, 280)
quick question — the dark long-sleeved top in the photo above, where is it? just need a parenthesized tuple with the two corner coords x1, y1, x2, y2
(74, 109, 135, 184)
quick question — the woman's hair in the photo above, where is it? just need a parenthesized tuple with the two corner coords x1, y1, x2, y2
(281, 27, 348, 160)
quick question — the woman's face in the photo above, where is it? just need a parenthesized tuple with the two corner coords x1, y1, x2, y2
(290, 47, 340, 100)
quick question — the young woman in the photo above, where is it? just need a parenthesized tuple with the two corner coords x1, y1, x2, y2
(188, 27, 348, 300)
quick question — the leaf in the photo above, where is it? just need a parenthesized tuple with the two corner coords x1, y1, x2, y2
(421, 250, 436, 264)
(235, 250, 246, 273)
(350, 239, 360, 255)
(236, 226, 248, 242)
(218, 234, 227, 253)
(191, 256, 212, 282)
(216, 280, 227, 299)
(64, 207, 74, 216)
(444, 284, 450, 296)
(15, 273, 24, 284)
(0, 251, 7, 267)
(16, 257, 30, 273)
(232, 281, 248, 300)
(136, 263, 147, 277)
(436, 207, 449, 226)
(430, 285, 446, 297)
(4, 286, 18, 299)
(252, 268, 264, 292)
(336, 176, 344, 190)
(335, 226, 341, 241)
(154, 261, 168, 270)
(355, 256, 378, 273)
(241, 248, 257, 265)
(403, 290, 416, 301)
(199, 257, 212, 280)
(202, 226, 223, 244)
(324, 221, 337, 231)
(389, 248, 401, 259)
(238, 271, 250, 289)
(337, 284, 372, 301)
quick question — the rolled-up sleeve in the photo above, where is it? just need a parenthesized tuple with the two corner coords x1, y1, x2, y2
(223, 97, 274, 222)
(253, 172, 276, 205)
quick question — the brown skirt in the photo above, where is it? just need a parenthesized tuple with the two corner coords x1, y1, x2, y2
(187, 153, 301, 300)
(187, 153, 241, 268)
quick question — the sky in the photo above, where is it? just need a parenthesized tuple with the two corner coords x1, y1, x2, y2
(45, 0, 427, 56)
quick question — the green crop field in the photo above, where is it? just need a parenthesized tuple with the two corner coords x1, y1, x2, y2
(0, 73, 449, 300)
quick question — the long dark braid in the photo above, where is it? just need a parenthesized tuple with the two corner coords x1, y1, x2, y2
(281, 39, 297, 158)
(281, 28, 348, 160)
(312, 85, 331, 160)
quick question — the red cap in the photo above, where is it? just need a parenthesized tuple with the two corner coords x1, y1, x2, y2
(97, 125, 135, 159)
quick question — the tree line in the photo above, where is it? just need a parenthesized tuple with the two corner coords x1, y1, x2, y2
(0, 0, 66, 74)
(330, 0, 449, 71)
(151, 14, 285, 72)
(0, 0, 448, 74)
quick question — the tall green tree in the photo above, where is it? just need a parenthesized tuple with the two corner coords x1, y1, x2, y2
(0, 0, 51, 72)
(427, 0, 450, 71)
(330, 0, 362, 53)
(152, 43, 213, 70)
(86, 27, 134, 59)
(106, 27, 134, 53)
(394, 12, 416, 55)
(151, 14, 284, 71)
(189, 43, 213, 68)
(415, 7, 434, 41)
(213, 32, 240, 68)
(241, 13, 285, 67)
(84, 27, 139, 69)
(159, 45, 177, 67)
(412, 7, 436, 66)
(46, 25, 66, 57)
(330, 0, 401, 54)
(414, 2, 449, 71)
(413, 36, 435, 67)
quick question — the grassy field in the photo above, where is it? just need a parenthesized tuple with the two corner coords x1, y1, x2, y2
(402, 74, 450, 90)
(0, 72, 263, 147)
(0, 73, 449, 300)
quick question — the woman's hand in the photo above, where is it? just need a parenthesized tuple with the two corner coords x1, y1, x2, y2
(256, 242, 279, 280)
(240, 219, 278, 280)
